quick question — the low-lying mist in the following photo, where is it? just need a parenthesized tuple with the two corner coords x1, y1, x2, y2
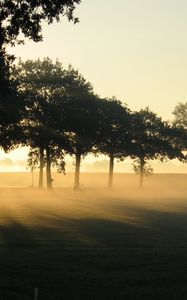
(0, 173, 187, 229)
(1, 173, 187, 299)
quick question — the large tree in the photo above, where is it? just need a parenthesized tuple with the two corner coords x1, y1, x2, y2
(67, 95, 101, 190)
(53, 66, 99, 190)
(132, 108, 185, 187)
(0, 49, 24, 153)
(96, 98, 132, 188)
(0, 0, 81, 169)
(15, 58, 69, 189)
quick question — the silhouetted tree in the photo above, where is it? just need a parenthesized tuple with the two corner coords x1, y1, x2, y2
(67, 95, 101, 190)
(172, 102, 187, 150)
(133, 158, 153, 180)
(0, 0, 80, 48)
(173, 102, 187, 128)
(53, 67, 98, 189)
(0, 0, 81, 166)
(15, 58, 68, 189)
(132, 108, 185, 187)
(0, 50, 24, 155)
(96, 98, 132, 188)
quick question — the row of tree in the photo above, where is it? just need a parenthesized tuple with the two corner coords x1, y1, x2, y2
(0, 0, 186, 189)
(1, 56, 186, 189)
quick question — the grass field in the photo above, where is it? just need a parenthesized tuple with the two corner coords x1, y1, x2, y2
(1, 173, 187, 299)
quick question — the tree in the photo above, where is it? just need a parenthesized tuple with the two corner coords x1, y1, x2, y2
(173, 102, 187, 150)
(0, 0, 81, 48)
(96, 98, 132, 188)
(53, 67, 99, 189)
(15, 58, 69, 189)
(132, 108, 185, 187)
(0, 49, 24, 154)
(27, 144, 65, 188)
(67, 95, 101, 190)
(0, 0, 81, 162)
(133, 158, 153, 179)
(173, 102, 187, 128)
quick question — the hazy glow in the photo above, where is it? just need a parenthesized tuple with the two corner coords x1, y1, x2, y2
(0, 150, 186, 173)
(0, 175, 187, 228)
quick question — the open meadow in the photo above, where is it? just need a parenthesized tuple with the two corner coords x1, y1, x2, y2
(0, 173, 187, 299)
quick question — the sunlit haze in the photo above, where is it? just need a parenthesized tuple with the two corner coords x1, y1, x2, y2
(1, 2, 187, 298)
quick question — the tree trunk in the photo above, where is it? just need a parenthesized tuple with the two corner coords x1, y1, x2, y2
(108, 154, 114, 188)
(38, 147, 44, 188)
(74, 153, 81, 190)
(139, 157, 144, 188)
(46, 147, 52, 190)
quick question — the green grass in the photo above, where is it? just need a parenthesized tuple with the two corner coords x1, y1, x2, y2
(0, 185, 187, 299)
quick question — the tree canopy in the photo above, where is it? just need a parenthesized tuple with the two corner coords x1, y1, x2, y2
(52, 66, 98, 189)
(14, 58, 70, 188)
(0, 0, 81, 47)
(0, 49, 24, 152)
(173, 102, 187, 129)
(95, 97, 132, 187)
(132, 108, 185, 186)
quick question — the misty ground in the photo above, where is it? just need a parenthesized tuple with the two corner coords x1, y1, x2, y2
(0, 173, 187, 299)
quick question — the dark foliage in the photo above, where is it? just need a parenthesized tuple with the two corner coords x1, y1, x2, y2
(131, 108, 185, 186)
(0, 0, 81, 47)
(0, 49, 24, 151)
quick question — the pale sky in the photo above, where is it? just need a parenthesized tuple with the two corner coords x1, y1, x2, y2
(8, 0, 187, 120)
(4, 0, 187, 172)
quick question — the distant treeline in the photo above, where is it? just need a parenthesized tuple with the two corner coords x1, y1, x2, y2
(1, 55, 187, 189)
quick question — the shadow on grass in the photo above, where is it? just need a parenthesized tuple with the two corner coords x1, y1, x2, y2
(1, 205, 187, 299)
